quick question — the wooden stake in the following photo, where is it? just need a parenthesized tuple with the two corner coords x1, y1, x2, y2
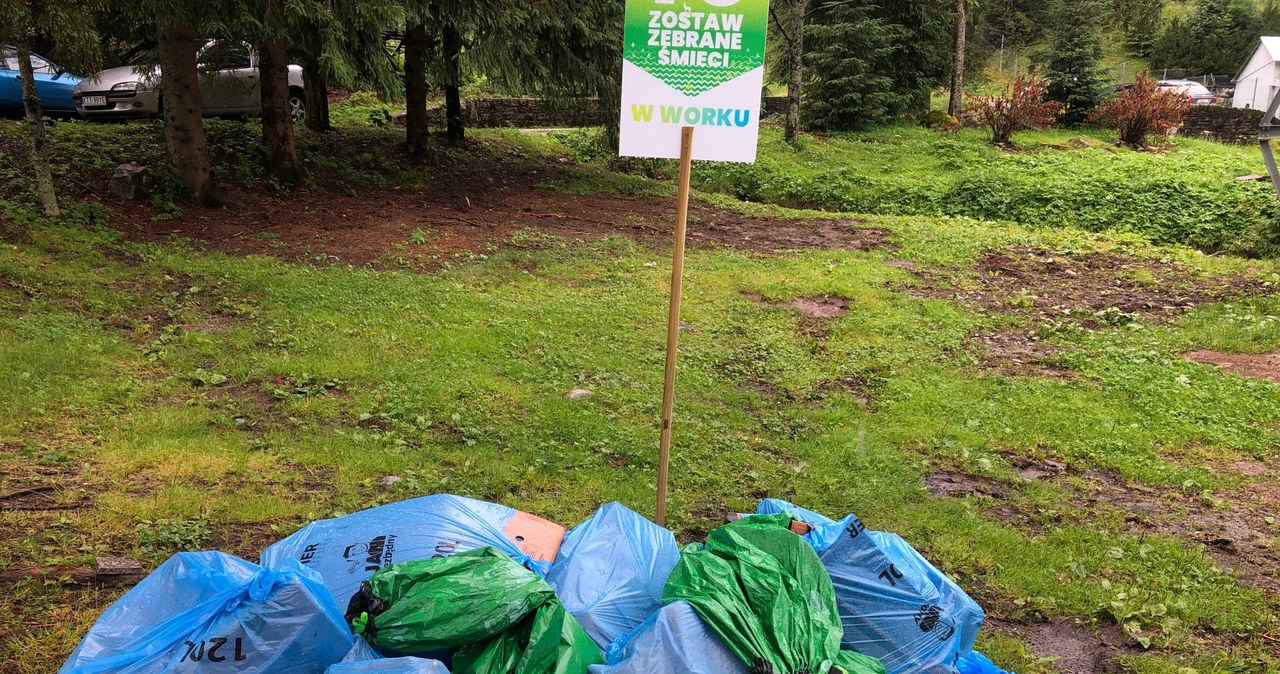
(657, 126, 695, 527)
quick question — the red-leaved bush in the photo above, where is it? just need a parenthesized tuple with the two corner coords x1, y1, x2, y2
(965, 72, 1063, 145)
(1089, 71, 1191, 148)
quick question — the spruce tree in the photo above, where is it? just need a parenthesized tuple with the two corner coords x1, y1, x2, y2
(802, 0, 956, 130)
(1041, 0, 1106, 126)
(873, 0, 954, 116)
(801, 0, 901, 130)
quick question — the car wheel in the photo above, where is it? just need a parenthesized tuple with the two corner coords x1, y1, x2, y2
(289, 89, 305, 124)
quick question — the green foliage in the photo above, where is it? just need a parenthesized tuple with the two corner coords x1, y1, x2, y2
(1115, 0, 1167, 57)
(802, 0, 903, 130)
(289, 0, 405, 99)
(688, 126, 1277, 254)
(1151, 0, 1276, 73)
(136, 518, 211, 553)
(799, 0, 954, 130)
(0, 0, 103, 73)
(330, 93, 401, 128)
(975, 0, 1054, 50)
(875, 0, 956, 116)
(422, 0, 623, 136)
(1039, 0, 1108, 125)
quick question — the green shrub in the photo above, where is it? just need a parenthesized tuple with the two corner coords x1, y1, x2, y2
(686, 126, 1278, 255)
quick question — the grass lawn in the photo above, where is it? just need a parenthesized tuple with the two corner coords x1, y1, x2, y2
(2, 117, 1280, 673)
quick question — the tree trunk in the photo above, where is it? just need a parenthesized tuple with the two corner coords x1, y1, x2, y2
(404, 22, 430, 154)
(948, 0, 967, 118)
(157, 22, 219, 205)
(258, 40, 304, 184)
(784, 0, 807, 143)
(15, 41, 57, 216)
(442, 23, 464, 141)
(301, 24, 330, 132)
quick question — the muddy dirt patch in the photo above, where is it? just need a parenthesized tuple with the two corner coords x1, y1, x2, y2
(107, 154, 891, 270)
(1092, 472, 1280, 596)
(924, 470, 1012, 499)
(812, 374, 881, 405)
(1001, 460, 1280, 596)
(1006, 455, 1069, 481)
(744, 292, 851, 319)
(184, 316, 238, 334)
(972, 331, 1073, 379)
(985, 618, 1137, 674)
(0, 484, 89, 512)
(1185, 350, 1280, 385)
(690, 215, 891, 253)
(905, 246, 1272, 327)
(209, 521, 295, 561)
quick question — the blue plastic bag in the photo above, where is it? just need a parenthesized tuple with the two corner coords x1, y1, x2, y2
(957, 651, 1013, 674)
(588, 601, 747, 674)
(325, 638, 449, 674)
(757, 497, 854, 554)
(546, 502, 681, 649)
(60, 552, 353, 674)
(325, 660, 449, 674)
(758, 500, 985, 674)
(261, 494, 565, 609)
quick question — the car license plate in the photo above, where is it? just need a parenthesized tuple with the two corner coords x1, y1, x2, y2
(82, 95, 107, 107)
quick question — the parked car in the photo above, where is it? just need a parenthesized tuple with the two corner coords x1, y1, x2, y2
(74, 41, 304, 120)
(0, 46, 81, 116)
(1158, 79, 1217, 105)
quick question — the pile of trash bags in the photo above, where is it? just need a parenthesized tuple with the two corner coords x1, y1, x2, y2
(59, 494, 1014, 674)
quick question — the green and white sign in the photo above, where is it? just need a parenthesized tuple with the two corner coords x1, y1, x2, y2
(619, 0, 770, 163)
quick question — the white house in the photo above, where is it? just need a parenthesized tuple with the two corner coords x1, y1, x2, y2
(1234, 37, 1280, 110)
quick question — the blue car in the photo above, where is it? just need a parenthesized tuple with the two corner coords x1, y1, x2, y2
(1, 46, 80, 116)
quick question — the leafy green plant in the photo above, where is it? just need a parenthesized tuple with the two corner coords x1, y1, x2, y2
(368, 109, 394, 128)
(190, 368, 228, 386)
(273, 372, 343, 398)
(136, 518, 211, 553)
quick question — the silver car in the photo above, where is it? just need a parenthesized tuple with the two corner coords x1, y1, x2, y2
(74, 41, 305, 120)
(1158, 79, 1217, 105)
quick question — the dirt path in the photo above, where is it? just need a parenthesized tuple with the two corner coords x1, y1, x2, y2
(107, 160, 888, 268)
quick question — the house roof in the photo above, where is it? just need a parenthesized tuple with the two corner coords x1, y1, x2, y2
(1237, 37, 1280, 81)
(1262, 36, 1280, 62)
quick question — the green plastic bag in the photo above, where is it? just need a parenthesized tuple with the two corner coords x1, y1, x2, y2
(345, 547, 603, 674)
(663, 514, 884, 674)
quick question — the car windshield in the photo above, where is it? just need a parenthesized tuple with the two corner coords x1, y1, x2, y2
(198, 42, 251, 69)
(1162, 81, 1211, 96)
(1, 48, 57, 74)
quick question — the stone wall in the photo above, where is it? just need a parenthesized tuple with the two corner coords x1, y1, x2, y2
(1180, 106, 1264, 144)
(462, 98, 609, 128)
(762, 96, 788, 117)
